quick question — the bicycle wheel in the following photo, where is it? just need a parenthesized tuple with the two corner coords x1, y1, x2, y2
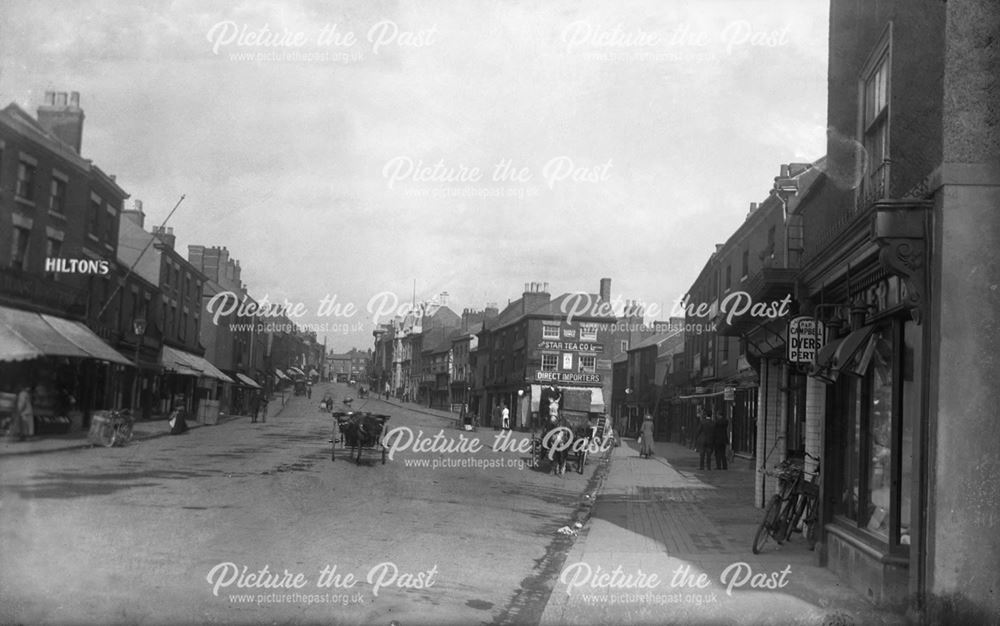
(117, 420, 134, 445)
(783, 493, 808, 542)
(752, 494, 783, 554)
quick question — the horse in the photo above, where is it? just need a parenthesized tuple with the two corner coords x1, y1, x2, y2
(540, 417, 573, 476)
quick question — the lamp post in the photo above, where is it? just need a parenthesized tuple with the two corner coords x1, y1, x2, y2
(132, 318, 147, 416)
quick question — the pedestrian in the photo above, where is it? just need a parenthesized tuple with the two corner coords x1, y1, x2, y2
(492, 402, 501, 430)
(501, 402, 510, 430)
(307, 384, 312, 399)
(260, 392, 269, 423)
(639, 413, 655, 459)
(16, 382, 34, 440)
(695, 408, 714, 470)
(713, 411, 730, 470)
(250, 392, 260, 423)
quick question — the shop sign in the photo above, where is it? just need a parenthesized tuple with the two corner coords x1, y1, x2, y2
(724, 386, 735, 401)
(787, 316, 825, 363)
(563, 328, 576, 338)
(562, 353, 573, 370)
(537, 340, 604, 353)
(535, 371, 602, 384)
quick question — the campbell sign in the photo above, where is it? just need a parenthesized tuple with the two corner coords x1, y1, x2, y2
(787, 316, 824, 363)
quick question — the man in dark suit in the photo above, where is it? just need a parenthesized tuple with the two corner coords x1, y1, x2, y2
(695, 408, 715, 470)
(713, 412, 731, 470)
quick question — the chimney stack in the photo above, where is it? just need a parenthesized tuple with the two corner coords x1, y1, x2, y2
(121, 198, 145, 228)
(599, 278, 611, 302)
(152, 225, 176, 249)
(37, 91, 85, 153)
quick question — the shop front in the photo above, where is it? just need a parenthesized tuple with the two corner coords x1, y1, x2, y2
(160, 344, 234, 419)
(799, 195, 931, 609)
(0, 305, 135, 435)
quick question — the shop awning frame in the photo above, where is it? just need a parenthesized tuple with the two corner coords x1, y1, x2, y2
(161, 345, 234, 383)
(236, 373, 261, 388)
(0, 305, 132, 366)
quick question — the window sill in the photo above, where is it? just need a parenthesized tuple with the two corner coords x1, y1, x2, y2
(14, 196, 36, 208)
(48, 210, 67, 221)
(826, 519, 909, 567)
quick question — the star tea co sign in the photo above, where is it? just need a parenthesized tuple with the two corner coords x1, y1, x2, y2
(787, 316, 824, 363)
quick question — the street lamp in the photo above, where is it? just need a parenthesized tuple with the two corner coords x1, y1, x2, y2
(132, 318, 147, 417)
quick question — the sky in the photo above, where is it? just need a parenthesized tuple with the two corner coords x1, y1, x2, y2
(0, 0, 829, 352)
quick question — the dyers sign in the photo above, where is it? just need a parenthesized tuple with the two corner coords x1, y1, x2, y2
(787, 316, 825, 363)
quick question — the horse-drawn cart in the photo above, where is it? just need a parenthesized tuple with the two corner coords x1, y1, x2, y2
(534, 412, 598, 475)
(331, 411, 391, 464)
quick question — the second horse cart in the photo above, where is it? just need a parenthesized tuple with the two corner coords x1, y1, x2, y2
(331, 411, 391, 464)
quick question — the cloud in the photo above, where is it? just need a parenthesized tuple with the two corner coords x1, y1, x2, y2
(0, 0, 828, 351)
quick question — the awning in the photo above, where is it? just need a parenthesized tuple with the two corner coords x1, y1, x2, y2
(810, 326, 875, 383)
(274, 369, 290, 381)
(0, 305, 132, 365)
(161, 345, 234, 383)
(160, 346, 201, 377)
(41, 315, 135, 366)
(677, 390, 727, 400)
(287, 366, 306, 378)
(236, 373, 261, 388)
(833, 326, 875, 376)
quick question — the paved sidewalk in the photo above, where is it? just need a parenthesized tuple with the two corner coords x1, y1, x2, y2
(0, 391, 294, 458)
(539, 438, 909, 626)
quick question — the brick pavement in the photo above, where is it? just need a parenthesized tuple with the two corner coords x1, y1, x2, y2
(539, 438, 910, 626)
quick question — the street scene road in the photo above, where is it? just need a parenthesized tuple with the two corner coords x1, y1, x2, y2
(0, 382, 603, 625)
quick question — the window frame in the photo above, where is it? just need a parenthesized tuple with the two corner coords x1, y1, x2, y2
(16, 155, 37, 202)
(579, 323, 598, 341)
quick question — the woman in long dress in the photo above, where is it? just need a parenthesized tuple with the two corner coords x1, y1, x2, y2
(639, 413, 655, 458)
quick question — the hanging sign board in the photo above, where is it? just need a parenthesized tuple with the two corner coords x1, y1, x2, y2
(787, 316, 825, 363)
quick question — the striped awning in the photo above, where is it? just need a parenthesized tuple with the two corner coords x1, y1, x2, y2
(236, 373, 261, 388)
(0, 305, 132, 366)
(161, 345, 234, 383)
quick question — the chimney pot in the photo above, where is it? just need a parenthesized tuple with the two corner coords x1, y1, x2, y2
(70, 92, 80, 108)
(55, 92, 67, 106)
(45, 91, 56, 105)
(600, 278, 611, 302)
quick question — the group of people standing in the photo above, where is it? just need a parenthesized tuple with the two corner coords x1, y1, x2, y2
(695, 407, 731, 470)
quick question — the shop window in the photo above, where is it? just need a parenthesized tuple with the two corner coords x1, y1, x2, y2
(579, 324, 598, 341)
(831, 319, 913, 550)
(542, 324, 559, 339)
(579, 355, 596, 373)
(541, 354, 558, 371)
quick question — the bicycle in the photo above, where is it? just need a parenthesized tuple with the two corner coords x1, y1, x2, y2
(752, 452, 821, 554)
(87, 409, 134, 447)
